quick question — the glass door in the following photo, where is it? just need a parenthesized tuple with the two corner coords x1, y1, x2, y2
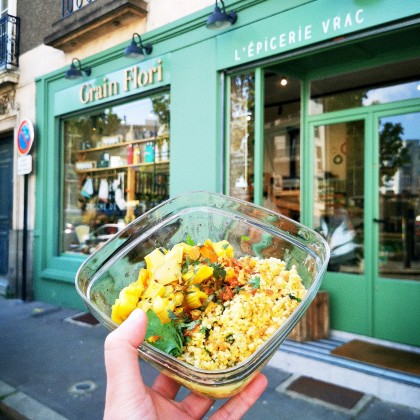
(374, 111, 420, 345)
(312, 120, 365, 274)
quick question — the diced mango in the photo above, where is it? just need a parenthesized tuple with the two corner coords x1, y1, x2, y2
(213, 240, 234, 258)
(193, 264, 214, 283)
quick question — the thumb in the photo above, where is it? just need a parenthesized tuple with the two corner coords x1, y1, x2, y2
(104, 309, 148, 412)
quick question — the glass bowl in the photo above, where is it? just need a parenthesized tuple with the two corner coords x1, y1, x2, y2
(75, 191, 330, 399)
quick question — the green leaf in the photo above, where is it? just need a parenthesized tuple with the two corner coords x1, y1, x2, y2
(288, 293, 302, 302)
(241, 235, 250, 241)
(248, 276, 260, 289)
(186, 234, 195, 246)
(145, 310, 184, 356)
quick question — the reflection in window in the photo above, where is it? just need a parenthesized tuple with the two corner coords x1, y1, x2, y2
(263, 74, 301, 221)
(229, 73, 255, 203)
(61, 94, 170, 254)
(311, 79, 420, 115)
(313, 121, 365, 273)
(378, 113, 420, 280)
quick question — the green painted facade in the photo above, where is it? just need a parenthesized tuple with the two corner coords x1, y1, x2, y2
(34, 0, 420, 346)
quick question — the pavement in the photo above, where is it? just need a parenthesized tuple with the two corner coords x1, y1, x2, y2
(1, 296, 419, 420)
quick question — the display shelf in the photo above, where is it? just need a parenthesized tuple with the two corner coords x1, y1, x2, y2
(75, 160, 169, 174)
(75, 134, 169, 154)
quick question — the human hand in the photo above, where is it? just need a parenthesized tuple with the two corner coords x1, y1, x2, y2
(104, 309, 267, 419)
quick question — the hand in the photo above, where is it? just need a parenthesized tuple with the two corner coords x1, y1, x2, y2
(104, 309, 267, 419)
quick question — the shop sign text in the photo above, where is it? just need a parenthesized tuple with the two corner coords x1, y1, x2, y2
(234, 9, 364, 62)
(79, 59, 163, 105)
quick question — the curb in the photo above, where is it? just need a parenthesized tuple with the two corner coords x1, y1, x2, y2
(0, 380, 67, 420)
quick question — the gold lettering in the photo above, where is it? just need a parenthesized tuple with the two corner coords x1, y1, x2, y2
(109, 81, 118, 96)
(124, 69, 132, 91)
(80, 84, 90, 104)
(95, 86, 103, 100)
(138, 70, 149, 87)
(157, 59, 162, 82)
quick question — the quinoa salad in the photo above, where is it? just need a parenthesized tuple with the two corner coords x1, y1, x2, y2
(111, 238, 307, 370)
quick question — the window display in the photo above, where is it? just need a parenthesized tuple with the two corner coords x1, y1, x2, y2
(61, 93, 170, 254)
(228, 72, 255, 203)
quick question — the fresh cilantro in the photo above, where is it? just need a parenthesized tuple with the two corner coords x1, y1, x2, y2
(241, 235, 250, 241)
(225, 334, 235, 344)
(248, 276, 260, 289)
(167, 309, 179, 320)
(200, 326, 210, 338)
(210, 262, 226, 281)
(288, 293, 302, 302)
(186, 234, 195, 246)
(145, 310, 183, 356)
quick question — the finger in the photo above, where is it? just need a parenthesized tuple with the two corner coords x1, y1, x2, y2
(104, 309, 147, 398)
(209, 373, 268, 420)
(177, 391, 215, 419)
(151, 373, 182, 399)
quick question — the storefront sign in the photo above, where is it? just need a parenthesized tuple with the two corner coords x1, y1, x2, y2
(79, 58, 164, 105)
(54, 54, 170, 116)
(216, 0, 420, 69)
(17, 119, 35, 156)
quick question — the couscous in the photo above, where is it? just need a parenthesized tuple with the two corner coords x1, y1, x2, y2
(111, 238, 307, 370)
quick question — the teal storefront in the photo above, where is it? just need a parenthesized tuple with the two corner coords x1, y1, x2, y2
(35, 0, 420, 347)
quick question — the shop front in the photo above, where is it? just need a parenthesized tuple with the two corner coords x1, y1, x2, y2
(34, 0, 420, 347)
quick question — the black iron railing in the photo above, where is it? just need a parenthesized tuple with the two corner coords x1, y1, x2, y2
(62, 0, 95, 18)
(0, 14, 20, 68)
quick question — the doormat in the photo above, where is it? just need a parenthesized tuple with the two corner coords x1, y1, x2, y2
(285, 376, 366, 410)
(66, 312, 100, 327)
(331, 339, 420, 376)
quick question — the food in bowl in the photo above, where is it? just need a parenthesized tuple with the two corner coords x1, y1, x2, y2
(75, 191, 330, 399)
(111, 237, 306, 370)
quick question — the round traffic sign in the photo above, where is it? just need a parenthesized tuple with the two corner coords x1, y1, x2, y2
(17, 119, 35, 155)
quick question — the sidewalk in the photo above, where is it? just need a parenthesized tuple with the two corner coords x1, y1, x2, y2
(1, 297, 419, 420)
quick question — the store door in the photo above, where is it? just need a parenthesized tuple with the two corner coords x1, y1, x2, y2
(0, 136, 13, 276)
(312, 112, 420, 346)
(373, 111, 420, 346)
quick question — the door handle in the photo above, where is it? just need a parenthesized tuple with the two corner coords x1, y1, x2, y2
(373, 218, 386, 224)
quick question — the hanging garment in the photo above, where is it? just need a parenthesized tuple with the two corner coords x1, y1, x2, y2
(81, 177, 94, 198)
(98, 178, 109, 202)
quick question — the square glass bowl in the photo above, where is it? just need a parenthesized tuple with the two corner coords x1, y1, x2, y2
(75, 191, 330, 399)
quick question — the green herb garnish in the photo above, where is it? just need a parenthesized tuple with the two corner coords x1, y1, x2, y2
(248, 276, 260, 289)
(288, 293, 302, 302)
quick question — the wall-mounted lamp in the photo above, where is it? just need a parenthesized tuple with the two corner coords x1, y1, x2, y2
(206, 0, 237, 30)
(124, 33, 153, 59)
(65, 58, 91, 79)
(280, 76, 288, 87)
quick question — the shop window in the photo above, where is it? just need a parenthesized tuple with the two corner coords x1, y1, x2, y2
(228, 72, 255, 203)
(61, 93, 170, 254)
(263, 73, 301, 221)
(310, 73, 420, 115)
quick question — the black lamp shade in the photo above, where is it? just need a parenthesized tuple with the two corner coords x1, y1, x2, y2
(124, 34, 153, 59)
(65, 58, 91, 79)
(65, 64, 82, 79)
(124, 40, 145, 59)
(206, 2, 237, 30)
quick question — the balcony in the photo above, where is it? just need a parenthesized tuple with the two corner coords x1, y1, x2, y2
(0, 14, 20, 91)
(44, 0, 148, 53)
(0, 14, 20, 69)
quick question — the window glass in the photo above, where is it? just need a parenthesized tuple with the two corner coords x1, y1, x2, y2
(229, 73, 255, 203)
(311, 79, 420, 115)
(378, 112, 420, 280)
(263, 74, 301, 221)
(313, 121, 365, 273)
(61, 93, 170, 254)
